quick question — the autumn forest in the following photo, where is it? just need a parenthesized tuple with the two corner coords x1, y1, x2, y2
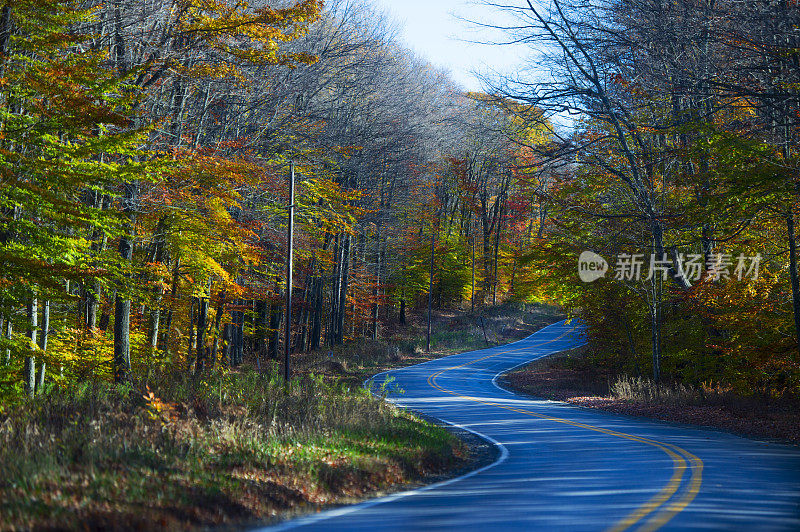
(1, 0, 799, 528)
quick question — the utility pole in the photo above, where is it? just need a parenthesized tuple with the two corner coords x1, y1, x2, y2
(426, 223, 434, 353)
(471, 218, 476, 313)
(284, 162, 295, 381)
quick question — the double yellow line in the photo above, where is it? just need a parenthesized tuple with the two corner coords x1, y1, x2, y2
(426, 325, 703, 532)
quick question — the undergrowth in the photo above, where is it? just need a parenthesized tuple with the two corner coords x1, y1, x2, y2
(302, 302, 565, 385)
(610, 375, 729, 406)
(0, 303, 562, 530)
(0, 365, 462, 531)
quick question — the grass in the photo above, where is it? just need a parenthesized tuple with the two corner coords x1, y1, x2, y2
(0, 301, 564, 530)
(610, 375, 726, 405)
(295, 302, 565, 386)
(0, 366, 465, 531)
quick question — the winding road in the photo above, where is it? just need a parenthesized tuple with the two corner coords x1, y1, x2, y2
(263, 320, 800, 531)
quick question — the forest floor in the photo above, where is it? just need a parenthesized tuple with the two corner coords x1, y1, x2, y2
(293, 301, 566, 387)
(503, 347, 800, 445)
(0, 302, 563, 531)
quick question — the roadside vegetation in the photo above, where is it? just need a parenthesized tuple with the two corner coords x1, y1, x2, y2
(491, 0, 800, 401)
(300, 302, 564, 386)
(0, 362, 464, 530)
(504, 347, 800, 445)
(0, 303, 560, 531)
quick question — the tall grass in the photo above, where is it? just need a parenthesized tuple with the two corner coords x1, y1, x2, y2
(0, 366, 418, 478)
(0, 365, 460, 529)
(610, 375, 735, 406)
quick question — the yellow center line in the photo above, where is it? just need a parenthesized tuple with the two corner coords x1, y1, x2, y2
(424, 324, 703, 532)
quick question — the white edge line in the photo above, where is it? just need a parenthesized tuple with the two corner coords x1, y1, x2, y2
(256, 318, 579, 531)
(490, 331, 587, 396)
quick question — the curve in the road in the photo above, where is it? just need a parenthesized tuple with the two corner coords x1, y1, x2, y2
(426, 325, 702, 531)
(261, 320, 800, 532)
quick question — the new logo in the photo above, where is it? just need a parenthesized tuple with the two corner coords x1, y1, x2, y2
(578, 251, 608, 283)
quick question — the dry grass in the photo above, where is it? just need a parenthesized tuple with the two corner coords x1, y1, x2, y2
(0, 302, 564, 531)
(505, 349, 800, 445)
(610, 375, 706, 405)
(0, 367, 464, 531)
(293, 303, 565, 387)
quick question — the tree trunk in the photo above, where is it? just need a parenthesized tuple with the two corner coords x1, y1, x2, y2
(335, 235, 350, 345)
(111, 0, 133, 384)
(650, 274, 662, 383)
(372, 234, 380, 340)
(195, 294, 209, 373)
(329, 235, 341, 347)
(146, 219, 166, 349)
(210, 291, 225, 368)
(311, 278, 323, 350)
(297, 282, 310, 352)
(3, 317, 11, 365)
(36, 300, 49, 394)
(255, 299, 268, 359)
(24, 297, 37, 397)
(113, 181, 136, 384)
(187, 297, 196, 370)
(232, 303, 243, 366)
(87, 280, 99, 330)
(787, 212, 800, 360)
(148, 293, 161, 349)
(113, 292, 131, 383)
(482, 225, 493, 302)
(161, 256, 180, 350)
(493, 200, 503, 306)
(427, 231, 434, 352)
(221, 323, 232, 366)
(85, 194, 109, 331)
(237, 305, 245, 365)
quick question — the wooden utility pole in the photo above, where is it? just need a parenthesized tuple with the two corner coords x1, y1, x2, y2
(471, 219, 476, 313)
(427, 228, 434, 353)
(285, 162, 295, 381)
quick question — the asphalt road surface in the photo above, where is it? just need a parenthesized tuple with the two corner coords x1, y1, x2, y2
(262, 320, 800, 531)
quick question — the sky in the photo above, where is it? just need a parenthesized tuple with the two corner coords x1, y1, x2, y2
(370, 0, 529, 92)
